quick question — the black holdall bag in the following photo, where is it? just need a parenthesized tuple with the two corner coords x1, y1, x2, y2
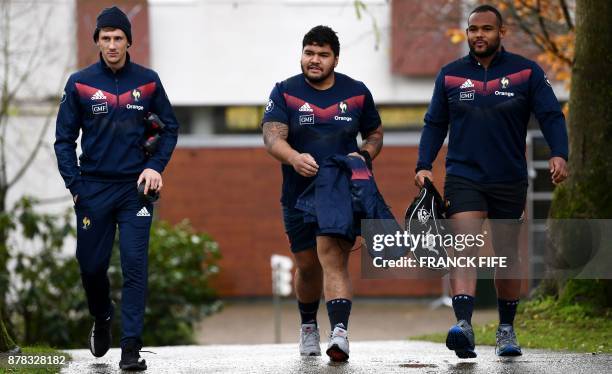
(404, 177, 449, 271)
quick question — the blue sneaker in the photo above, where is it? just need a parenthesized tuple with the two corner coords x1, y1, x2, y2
(446, 320, 477, 358)
(496, 324, 522, 357)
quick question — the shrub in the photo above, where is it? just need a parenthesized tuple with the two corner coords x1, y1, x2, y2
(6, 199, 221, 348)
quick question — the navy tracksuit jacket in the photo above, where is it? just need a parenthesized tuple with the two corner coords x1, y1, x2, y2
(54, 53, 178, 347)
(417, 48, 568, 183)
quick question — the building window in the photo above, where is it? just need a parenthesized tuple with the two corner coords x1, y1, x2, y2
(378, 105, 428, 130)
(222, 106, 264, 133)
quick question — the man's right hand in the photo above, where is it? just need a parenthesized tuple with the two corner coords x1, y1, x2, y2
(290, 153, 319, 177)
(415, 170, 433, 188)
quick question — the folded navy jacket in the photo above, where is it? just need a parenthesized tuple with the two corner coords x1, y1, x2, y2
(295, 154, 398, 244)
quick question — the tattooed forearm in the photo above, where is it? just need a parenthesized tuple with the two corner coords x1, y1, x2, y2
(262, 121, 299, 164)
(361, 125, 383, 158)
(262, 121, 289, 149)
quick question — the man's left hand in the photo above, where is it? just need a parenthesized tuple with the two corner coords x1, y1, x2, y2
(549, 157, 569, 185)
(137, 168, 163, 195)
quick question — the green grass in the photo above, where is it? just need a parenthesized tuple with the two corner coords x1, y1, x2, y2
(0, 346, 70, 374)
(411, 297, 612, 353)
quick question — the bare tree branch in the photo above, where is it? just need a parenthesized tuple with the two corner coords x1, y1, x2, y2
(1, 1, 71, 190)
(506, 0, 573, 67)
(7, 62, 69, 189)
(0, 1, 11, 187)
(4, 5, 52, 107)
(517, 0, 539, 13)
(507, 3, 548, 52)
(535, 11, 573, 65)
(7, 0, 35, 20)
(0, 2, 56, 189)
(559, 0, 574, 31)
(353, 0, 381, 50)
(7, 111, 53, 188)
(535, 0, 558, 52)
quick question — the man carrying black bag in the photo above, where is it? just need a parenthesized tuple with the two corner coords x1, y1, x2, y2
(415, 5, 568, 359)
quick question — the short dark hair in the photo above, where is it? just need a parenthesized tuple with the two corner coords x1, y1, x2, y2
(469, 5, 503, 27)
(302, 25, 340, 56)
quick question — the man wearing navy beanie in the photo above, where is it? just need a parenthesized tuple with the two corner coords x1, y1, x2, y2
(93, 6, 133, 46)
(54, 5, 179, 371)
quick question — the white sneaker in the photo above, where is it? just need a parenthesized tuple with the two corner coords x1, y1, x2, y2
(299, 323, 321, 356)
(326, 325, 349, 362)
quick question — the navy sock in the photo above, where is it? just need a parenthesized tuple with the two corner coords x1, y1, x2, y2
(498, 298, 519, 325)
(326, 298, 352, 330)
(298, 300, 320, 325)
(452, 294, 475, 325)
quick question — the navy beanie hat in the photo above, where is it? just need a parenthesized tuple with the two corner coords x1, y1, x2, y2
(93, 6, 132, 45)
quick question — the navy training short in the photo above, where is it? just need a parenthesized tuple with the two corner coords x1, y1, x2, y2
(443, 174, 527, 220)
(282, 205, 317, 253)
(282, 205, 357, 253)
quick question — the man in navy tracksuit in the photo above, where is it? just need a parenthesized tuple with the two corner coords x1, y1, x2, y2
(415, 5, 568, 359)
(262, 26, 383, 362)
(54, 7, 178, 371)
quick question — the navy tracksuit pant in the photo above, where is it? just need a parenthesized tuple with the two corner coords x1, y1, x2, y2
(74, 180, 153, 348)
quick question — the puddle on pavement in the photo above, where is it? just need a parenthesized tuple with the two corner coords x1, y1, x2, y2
(399, 360, 438, 368)
(87, 362, 114, 373)
(497, 358, 532, 363)
(448, 362, 477, 370)
(327, 360, 349, 367)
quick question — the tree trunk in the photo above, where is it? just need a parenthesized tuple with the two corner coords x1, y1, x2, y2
(0, 306, 15, 352)
(0, 186, 7, 300)
(547, 0, 612, 305)
(0, 184, 15, 351)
